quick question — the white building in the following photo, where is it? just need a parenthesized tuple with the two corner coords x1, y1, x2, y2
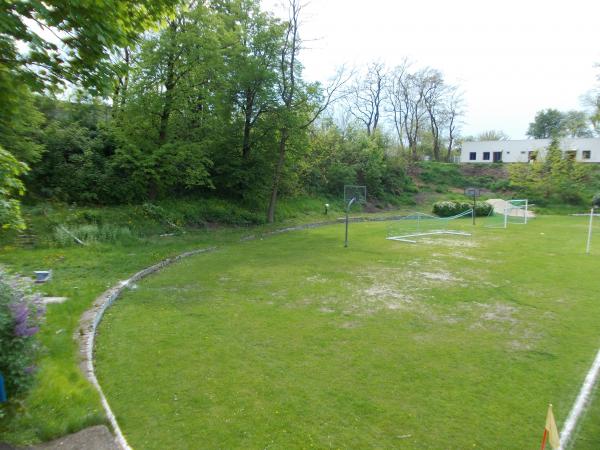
(460, 138, 600, 163)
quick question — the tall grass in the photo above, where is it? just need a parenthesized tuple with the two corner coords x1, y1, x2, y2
(53, 224, 135, 246)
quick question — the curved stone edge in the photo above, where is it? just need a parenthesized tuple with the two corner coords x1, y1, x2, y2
(77, 247, 217, 450)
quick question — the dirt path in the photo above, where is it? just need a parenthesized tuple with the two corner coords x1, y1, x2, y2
(1, 426, 118, 450)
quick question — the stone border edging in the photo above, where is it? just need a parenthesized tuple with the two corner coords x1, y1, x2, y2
(77, 247, 217, 450)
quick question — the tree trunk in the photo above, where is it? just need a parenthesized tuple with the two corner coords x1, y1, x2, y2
(446, 137, 454, 162)
(267, 128, 288, 223)
(158, 73, 175, 146)
(242, 90, 255, 159)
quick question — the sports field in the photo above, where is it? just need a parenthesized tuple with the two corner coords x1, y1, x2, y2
(95, 215, 599, 449)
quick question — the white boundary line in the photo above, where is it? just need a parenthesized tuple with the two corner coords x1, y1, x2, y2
(559, 349, 600, 450)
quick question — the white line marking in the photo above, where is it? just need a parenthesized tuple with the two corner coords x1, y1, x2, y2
(559, 349, 600, 449)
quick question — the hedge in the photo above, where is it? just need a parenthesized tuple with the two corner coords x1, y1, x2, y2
(433, 201, 492, 217)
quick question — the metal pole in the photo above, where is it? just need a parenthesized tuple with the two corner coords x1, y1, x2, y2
(472, 195, 476, 225)
(524, 200, 529, 225)
(586, 207, 594, 254)
(344, 197, 356, 248)
(504, 206, 508, 229)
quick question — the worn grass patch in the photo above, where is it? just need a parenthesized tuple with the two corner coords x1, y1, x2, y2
(95, 216, 600, 449)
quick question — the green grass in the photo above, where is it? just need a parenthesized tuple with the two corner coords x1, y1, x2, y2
(0, 231, 236, 443)
(92, 215, 600, 449)
(0, 199, 367, 445)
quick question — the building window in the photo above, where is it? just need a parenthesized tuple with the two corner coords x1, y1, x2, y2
(583, 150, 591, 160)
(493, 151, 502, 163)
(528, 151, 537, 161)
(469, 152, 476, 161)
(483, 152, 490, 160)
(565, 151, 577, 160)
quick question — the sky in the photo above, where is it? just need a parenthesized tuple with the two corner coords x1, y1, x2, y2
(262, 0, 600, 139)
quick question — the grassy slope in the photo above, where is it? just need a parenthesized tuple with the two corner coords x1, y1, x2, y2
(94, 216, 600, 449)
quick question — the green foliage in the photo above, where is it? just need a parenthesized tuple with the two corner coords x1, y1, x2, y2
(508, 138, 591, 205)
(304, 122, 414, 200)
(0, 0, 181, 97)
(527, 109, 592, 139)
(0, 146, 29, 231)
(0, 271, 44, 411)
(592, 193, 600, 208)
(433, 200, 491, 217)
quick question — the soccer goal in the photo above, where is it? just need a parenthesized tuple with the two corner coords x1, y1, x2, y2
(386, 210, 473, 243)
(484, 199, 532, 228)
(506, 199, 530, 225)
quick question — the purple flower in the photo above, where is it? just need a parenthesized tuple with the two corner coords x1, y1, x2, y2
(9, 301, 40, 338)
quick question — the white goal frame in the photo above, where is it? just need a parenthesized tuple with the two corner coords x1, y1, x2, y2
(386, 209, 473, 244)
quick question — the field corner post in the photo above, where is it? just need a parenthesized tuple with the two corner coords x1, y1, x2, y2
(586, 207, 594, 254)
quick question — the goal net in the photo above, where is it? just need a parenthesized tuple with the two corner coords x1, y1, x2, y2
(387, 210, 473, 243)
(506, 199, 530, 224)
(484, 199, 531, 228)
(344, 185, 367, 206)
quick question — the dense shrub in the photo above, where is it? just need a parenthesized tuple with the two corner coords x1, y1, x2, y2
(0, 271, 45, 410)
(433, 200, 492, 217)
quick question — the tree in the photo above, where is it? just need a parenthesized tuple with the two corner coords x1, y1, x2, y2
(509, 138, 590, 204)
(526, 109, 564, 139)
(562, 110, 593, 138)
(346, 62, 386, 136)
(443, 88, 463, 161)
(266, 0, 347, 223)
(421, 68, 446, 161)
(108, 4, 223, 200)
(0, 146, 28, 230)
(477, 130, 509, 141)
(0, 0, 180, 227)
(216, 0, 283, 160)
(0, 0, 181, 98)
(527, 109, 593, 139)
(388, 64, 429, 161)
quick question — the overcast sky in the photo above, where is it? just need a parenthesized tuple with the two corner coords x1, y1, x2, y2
(262, 0, 600, 139)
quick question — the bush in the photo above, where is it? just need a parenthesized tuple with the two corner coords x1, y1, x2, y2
(0, 271, 45, 411)
(433, 201, 492, 217)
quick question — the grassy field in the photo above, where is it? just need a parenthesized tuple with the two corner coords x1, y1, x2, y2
(93, 215, 600, 449)
(0, 199, 383, 444)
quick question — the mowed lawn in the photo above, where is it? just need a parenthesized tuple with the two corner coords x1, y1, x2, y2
(95, 216, 600, 449)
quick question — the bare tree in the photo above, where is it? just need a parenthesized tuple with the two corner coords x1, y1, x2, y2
(421, 68, 446, 161)
(387, 60, 409, 153)
(346, 62, 386, 135)
(388, 64, 429, 161)
(443, 87, 464, 161)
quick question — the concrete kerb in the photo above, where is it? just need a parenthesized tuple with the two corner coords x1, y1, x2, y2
(76, 213, 469, 449)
